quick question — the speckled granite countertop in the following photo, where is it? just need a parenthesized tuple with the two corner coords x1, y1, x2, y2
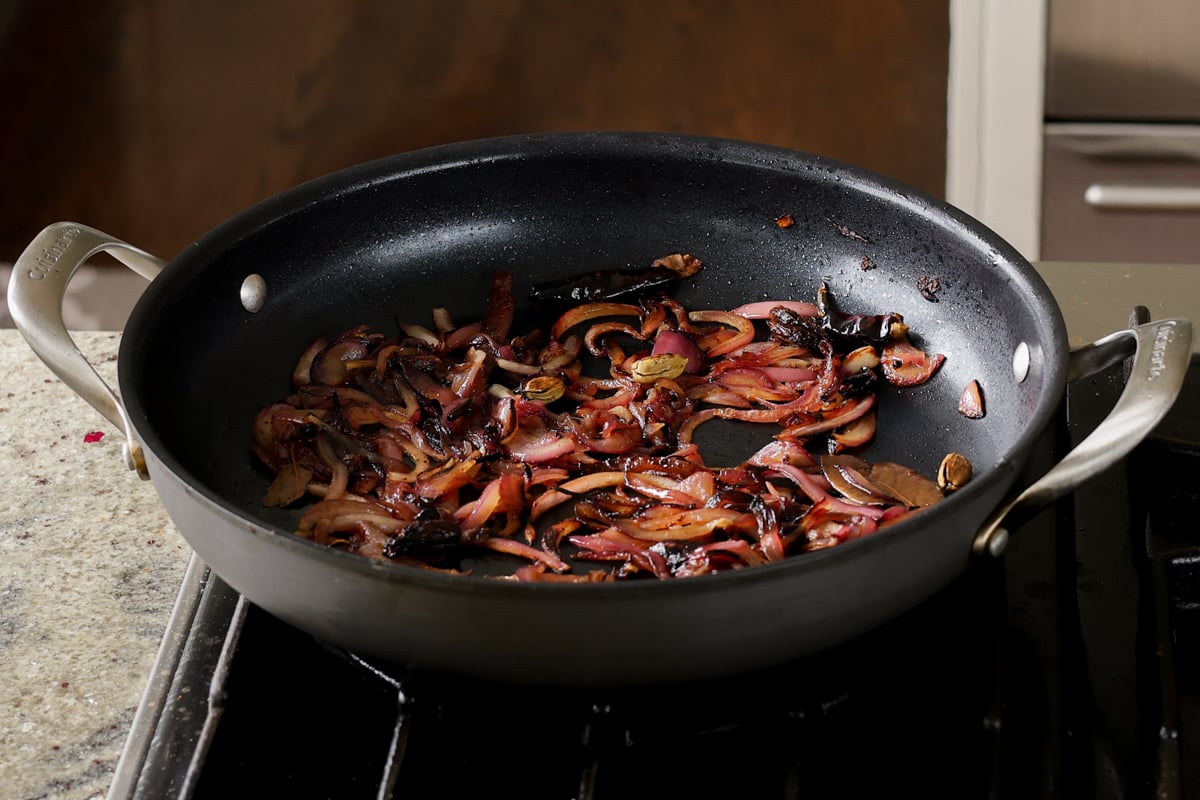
(0, 330, 191, 800)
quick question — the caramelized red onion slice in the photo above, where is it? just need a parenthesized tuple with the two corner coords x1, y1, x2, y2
(297, 496, 416, 546)
(769, 463, 832, 504)
(292, 337, 326, 386)
(802, 499, 880, 542)
(569, 528, 673, 578)
(504, 425, 576, 464)
(881, 334, 945, 386)
(624, 472, 698, 506)
(442, 321, 482, 352)
(841, 345, 880, 375)
(530, 471, 627, 520)
(312, 340, 372, 385)
(712, 369, 805, 402)
(747, 440, 817, 468)
(611, 507, 755, 542)
(476, 535, 570, 573)
(828, 408, 877, 453)
(728, 300, 820, 319)
(688, 310, 756, 357)
(399, 324, 439, 347)
(675, 380, 819, 442)
(584, 323, 644, 359)
(776, 394, 876, 441)
(760, 366, 818, 383)
(703, 538, 770, 567)
(413, 459, 482, 499)
(453, 473, 526, 532)
(550, 302, 642, 341)
(605, 520, 705, 547)
(818, 454, 898, 506)
(512, 565, 611, 583)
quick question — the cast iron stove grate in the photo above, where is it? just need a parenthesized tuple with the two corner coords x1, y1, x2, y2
(129, 558, 1039, 800)
(110, 339, 1200, 800)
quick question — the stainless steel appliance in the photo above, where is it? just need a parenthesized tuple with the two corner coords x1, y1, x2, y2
(1041, 0, 1200, 263)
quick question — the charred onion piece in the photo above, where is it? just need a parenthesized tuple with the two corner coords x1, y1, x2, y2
(383, 519, 462, 558)
(766, 305, 827, 352)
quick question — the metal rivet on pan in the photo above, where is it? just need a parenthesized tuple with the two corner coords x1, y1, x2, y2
(1012, 342, 1030, 383)
(240, 274, 267, 313)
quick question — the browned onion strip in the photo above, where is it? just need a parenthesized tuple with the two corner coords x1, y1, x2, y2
(584, 321, 646, 357)
(688, 310, 755, 356)
(550, 302, 642, 341)
(530, 472, 627, 520)
(728, 300, 820, 319)
(476, 535, 570, 573)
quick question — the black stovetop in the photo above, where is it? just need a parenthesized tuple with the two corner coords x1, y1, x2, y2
(110, 354, 1200, 800)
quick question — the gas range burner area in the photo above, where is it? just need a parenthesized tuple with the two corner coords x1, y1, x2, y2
(111, 349, 1200, 800)
(124, 560, 1041, 800)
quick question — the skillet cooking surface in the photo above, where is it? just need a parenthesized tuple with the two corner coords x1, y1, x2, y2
(121, 131, 1063, 571)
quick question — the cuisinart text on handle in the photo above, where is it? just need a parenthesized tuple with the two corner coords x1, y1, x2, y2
(1148, 321, 1178, 381)
(26, 225, 81, 280)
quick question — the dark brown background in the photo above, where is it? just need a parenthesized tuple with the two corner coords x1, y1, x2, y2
(0, 0, 949, 262)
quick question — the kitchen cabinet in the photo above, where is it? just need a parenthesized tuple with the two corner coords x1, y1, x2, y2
(946, 0, 1200, 264)
(0, 0, 949, 261)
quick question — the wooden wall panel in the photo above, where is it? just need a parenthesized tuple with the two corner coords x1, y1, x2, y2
(0, 0, 948, 260)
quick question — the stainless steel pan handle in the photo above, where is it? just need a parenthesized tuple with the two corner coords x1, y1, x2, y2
(7, 223, 165, 478)
(973, 317, 1192, 556)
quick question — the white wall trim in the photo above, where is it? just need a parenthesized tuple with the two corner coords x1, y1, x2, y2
(946, 0, 1047, 260)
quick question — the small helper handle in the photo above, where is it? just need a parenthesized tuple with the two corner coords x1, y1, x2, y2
(8, 223, 165, 478)
(973, 317, 1192, 556)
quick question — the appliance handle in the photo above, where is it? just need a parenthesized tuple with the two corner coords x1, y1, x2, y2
(973, 317, 1192, 556)
(1044, 122, 1200, 160)
(1084, 183, 1200, 210)
(7, 223, 164, 479)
